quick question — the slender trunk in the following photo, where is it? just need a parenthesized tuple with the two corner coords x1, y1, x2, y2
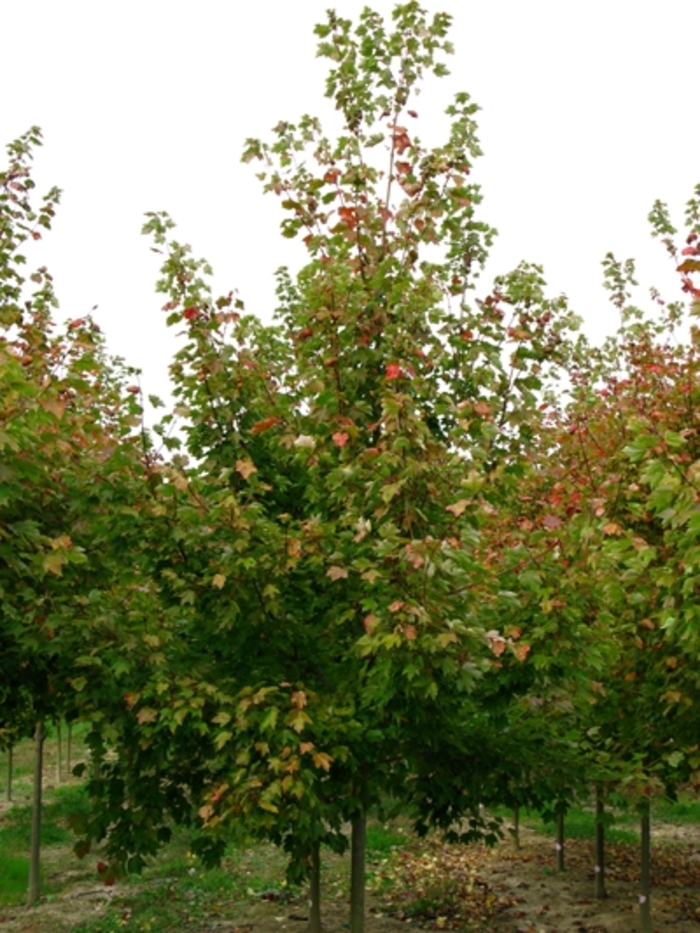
(308, 842, 322, 933)
(555, 810, 565, 872)
(55, 720, 62, 784)
(350, 810, 366, 933)
(5, 744, 12, 802)
(27, 720, 44, 907)
(66, 722, 72, 775)
(594, 784, 607, 899)
(511, 807, 521, 851)
(640, 797, 652, 933)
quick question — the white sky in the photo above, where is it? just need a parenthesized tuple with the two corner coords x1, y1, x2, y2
(3, 1, 698, 403)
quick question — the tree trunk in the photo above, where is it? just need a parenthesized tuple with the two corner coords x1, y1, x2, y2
(27, 720, 44, 907)
(511, 807, 521, 851)
(308, 841, 322, 933)
(594, 784, 607, 899)
(66, 722, 72, 775)
(5, 744, 12, 802)
(555, 810, 565, 872)
(55, 720, 62, 784)
(350, 810, 366, 933)
(640, 797, 652, 933)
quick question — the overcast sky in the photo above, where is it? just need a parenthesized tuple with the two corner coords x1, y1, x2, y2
(3, 1, 698, 403)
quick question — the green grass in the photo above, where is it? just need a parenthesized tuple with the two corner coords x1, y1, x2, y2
(367, 823, 407, 855)
(540, 807, 637, 845)
(655, 795, 700, 823)
(0, 854, 29, 902)
(0, 783, 91, 854)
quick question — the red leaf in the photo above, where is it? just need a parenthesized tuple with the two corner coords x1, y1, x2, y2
(68, 318, 85, 330)
(251, 416, 279, 435)
(385, 363, 401, 380)
(681, 246, 697, 256)
(338, 206, 357, 228)
(332, 432, 349, 448)
(183, 307, 199, 320)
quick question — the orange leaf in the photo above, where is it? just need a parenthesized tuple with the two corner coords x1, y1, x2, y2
(251, 416, 279, 435)
(236, 459, 257, 480)
(513, 643, 531, 662)
(602, 522, 623, 536)
(312, 751, 333, 772)
(332, 431, 349, 448)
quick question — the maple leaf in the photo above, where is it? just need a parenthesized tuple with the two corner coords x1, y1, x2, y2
(136, 708, 158, 725)
(602, 521, 623, 536)
(445, 499, 469, 517)
(251, 416, 279, 434)
(312, 751, 333, 772)
(332, 431, 349, 447)
(385, 363, 401, 379)
(212, 573, 226, 589)
(236, 459, 257, 480)
(542, 514, 562, 530)
(513, 643, 531, 662)
(327, 565, 348, 581)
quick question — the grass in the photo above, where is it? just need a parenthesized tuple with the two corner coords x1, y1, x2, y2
(539, 807, 638, 845)
(0, 854, 29, 902)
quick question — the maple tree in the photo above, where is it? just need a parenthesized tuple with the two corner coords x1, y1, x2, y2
(0, 127, 153, 903)
(75, 6, 583, 929)
(502, 183, 700, 928)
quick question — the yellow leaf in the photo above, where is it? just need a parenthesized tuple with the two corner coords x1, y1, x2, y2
(286, 709, 312, 733)
(236, 458, 257, 480)
(438, 631, 458, 647)
(212, 573, 227, 589)
(259, 800, 279, 813)
(42, 552, 65, 576)
(137, 707, 158, 725)
(445, 499, 469, 517)
(361, 569, 381, 584)
(327, 565, 348, 581)
(172, 473, 189, 492)
(143, 634, 161, 648)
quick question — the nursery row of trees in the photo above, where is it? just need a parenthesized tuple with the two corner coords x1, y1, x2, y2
(2, 5, 700, 932)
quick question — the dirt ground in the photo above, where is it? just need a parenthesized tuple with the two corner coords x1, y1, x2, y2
(2, 821, 700, 933)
